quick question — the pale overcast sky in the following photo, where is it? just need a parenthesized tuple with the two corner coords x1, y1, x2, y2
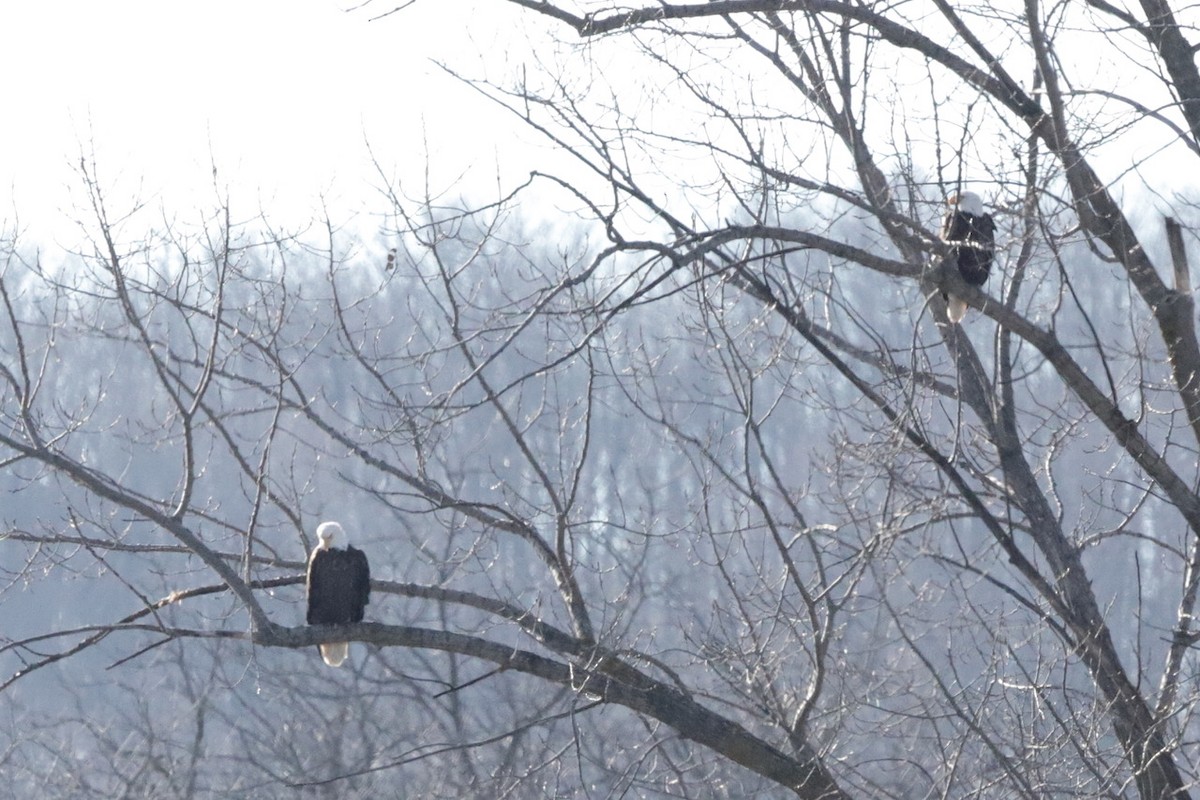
(1, 1, 1190, 254)
(0, 1, 538, 241)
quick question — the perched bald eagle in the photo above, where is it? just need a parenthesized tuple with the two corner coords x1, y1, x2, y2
(940, 191, 996, 323)
(306, 521, 371, 667)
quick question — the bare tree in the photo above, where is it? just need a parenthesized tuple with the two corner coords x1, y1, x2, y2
(6, 1, 1200, 797)
(437, 2, 1200, 797)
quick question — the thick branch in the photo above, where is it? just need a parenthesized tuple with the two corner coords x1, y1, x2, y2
(256, 622, 851, 799)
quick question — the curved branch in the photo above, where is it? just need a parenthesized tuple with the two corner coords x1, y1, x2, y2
(256, 622, 851, 799)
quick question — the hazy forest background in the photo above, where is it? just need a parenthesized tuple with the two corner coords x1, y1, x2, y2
(6, 1, 1200, 797)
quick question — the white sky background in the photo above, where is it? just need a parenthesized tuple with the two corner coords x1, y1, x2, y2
(0, 1, 545, 247)
(0, 1, 1195, 257)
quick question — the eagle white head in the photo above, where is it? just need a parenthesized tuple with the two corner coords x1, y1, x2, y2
(316, 521, 345, 551)
(948, 191, 984, 217)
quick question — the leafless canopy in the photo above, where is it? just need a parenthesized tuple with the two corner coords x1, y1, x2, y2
(5, 1, 1200, 797)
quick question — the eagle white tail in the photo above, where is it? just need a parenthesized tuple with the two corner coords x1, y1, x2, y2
(320, 642, 349, 667)
(947, 296, 969, 323)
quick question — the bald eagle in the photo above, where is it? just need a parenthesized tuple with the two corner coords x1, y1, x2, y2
(940, 191, 996, 323)
(306, 521, 371, 667)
